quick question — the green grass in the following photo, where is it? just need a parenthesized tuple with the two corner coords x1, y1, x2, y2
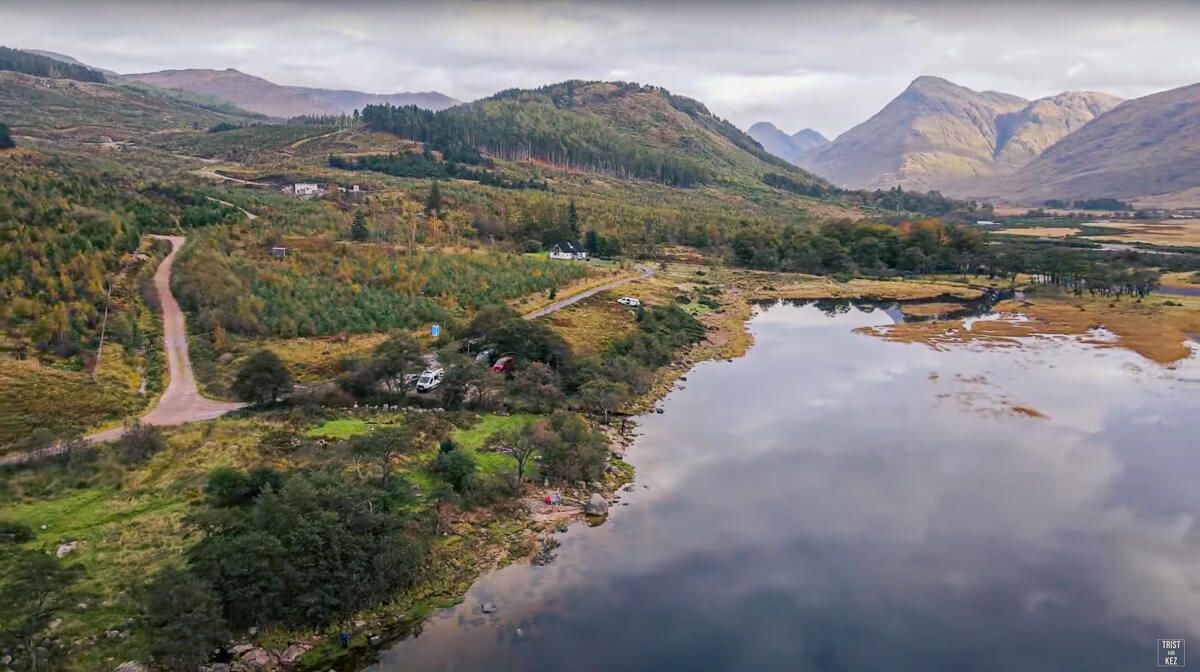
(451, 413, 536, 450)
(305, 418, 368, 439)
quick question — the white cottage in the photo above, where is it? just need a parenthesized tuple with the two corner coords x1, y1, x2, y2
(549, 241, 588, 260)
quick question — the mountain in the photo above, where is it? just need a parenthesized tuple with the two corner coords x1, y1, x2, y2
(23, 49, 119, 78)
(800, 76, 1121, 193)
(791, 128, 831, 154)
(122, 68, 454, 118)
(992, 91, 1122, 170)
(285, 86, 457, 114)
(747, 122, 829, 165)
(362, 80, 828, 190)
(807, 76, 1029, 191)
(991, 82, 1200, 205)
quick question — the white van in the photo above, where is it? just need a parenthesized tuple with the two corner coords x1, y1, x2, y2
(416, 367, 445, 392)
(617, 296, 641, 307)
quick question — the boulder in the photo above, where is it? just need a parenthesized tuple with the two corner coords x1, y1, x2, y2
(279, 644, 309, 666)
(217, 352, 235, 365)
(112, 662, 147, 672)
(584, 494, 608, 516)
(55, 541, 79, 558)
(239, 648, 279, 670)
(481, 601, 498, 614)
(231, 644, 254, 656)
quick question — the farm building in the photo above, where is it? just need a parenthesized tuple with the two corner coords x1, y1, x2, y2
(293, 183, 320, 197)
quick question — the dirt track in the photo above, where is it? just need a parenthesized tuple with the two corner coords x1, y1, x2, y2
(523, 266, 653, 320)
(88, 236, 244, 443)
(1, 236, 242, 463)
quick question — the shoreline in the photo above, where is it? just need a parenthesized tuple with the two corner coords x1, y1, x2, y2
(288, 278, 760, 671)
(205, 276, 1200, 671)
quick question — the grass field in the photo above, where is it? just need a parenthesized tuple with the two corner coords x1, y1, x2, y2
(305, 418, 369, 439)
(994, 226, 1081, 238)
(450, 413, 536, 451)
(1084, 219, 1200, 247)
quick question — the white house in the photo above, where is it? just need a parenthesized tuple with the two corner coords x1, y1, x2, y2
(294, 183, 320, 197)
(549, 241, 588, 260)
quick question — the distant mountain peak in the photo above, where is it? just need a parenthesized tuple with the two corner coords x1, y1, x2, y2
(793, 128, 828, 143)
(907, 74, 957, 90)
(748, 122, 830, 167)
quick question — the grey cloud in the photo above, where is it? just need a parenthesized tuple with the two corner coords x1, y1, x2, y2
(0, 0, 1197, 136)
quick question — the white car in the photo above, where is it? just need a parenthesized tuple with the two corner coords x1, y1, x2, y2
(416, 367, 445, 392)
(617, 296, 641, 307)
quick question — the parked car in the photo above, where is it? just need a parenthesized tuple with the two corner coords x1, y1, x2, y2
(492, 356, 516, 374)
(416, 367, 445, 392)
(617, 296, 641, 307)
(475, 348, 496, 364)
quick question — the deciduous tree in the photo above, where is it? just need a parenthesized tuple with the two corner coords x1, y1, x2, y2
(232, 349, 292, 406)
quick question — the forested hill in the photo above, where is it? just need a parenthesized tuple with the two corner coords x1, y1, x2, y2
(0, 46, 106, 83)
(361, 80, 829, 189)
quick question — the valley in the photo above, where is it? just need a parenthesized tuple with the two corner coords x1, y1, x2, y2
(1, 29, 1200, 672)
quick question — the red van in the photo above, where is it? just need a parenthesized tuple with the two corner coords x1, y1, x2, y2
(492, 356, 516, 373)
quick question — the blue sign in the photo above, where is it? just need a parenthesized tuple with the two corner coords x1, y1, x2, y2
(431, 323, 440, 338)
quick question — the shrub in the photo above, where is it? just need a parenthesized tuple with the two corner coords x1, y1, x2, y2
(187, 471, 425, 629)
(115, 424, 166, 465)
(204, 466, 284, 508)
(142, 567, 229, 670)
(434, 447, 476, 493)
(232, 349, 292, 406)
(538, 411, 608, 483)
(0, 521, 34, 544)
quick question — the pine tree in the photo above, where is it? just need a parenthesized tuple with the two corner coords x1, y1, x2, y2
(567, 200, 580, 238)
(585, 229, 599, 255)
(425, 181, 442, 215)
(351, 211, 369, 241)
(0, 123, 15, 150)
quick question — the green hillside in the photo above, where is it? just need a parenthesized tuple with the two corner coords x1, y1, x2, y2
(361, 80, 826, 189)
(0, 69, 261, 142)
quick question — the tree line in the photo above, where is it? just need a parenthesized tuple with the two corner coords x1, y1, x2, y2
(763, 174, 969, 217)
(329, 152, 548, 190)
(359, 99, 712, 187)
(0, 46, 106, 82)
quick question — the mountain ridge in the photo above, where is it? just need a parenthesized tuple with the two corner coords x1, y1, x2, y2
(122, 67, 456, 118)
(752, 76, 1122, 195)
(986, 81, 1200, 205)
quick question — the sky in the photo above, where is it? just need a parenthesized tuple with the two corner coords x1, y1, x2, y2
(2, 0, 1199, 138)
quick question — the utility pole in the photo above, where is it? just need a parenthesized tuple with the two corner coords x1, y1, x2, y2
(92, 282, 112, 382)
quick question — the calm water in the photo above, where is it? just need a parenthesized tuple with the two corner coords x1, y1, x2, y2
(372, 301, 1200, 672)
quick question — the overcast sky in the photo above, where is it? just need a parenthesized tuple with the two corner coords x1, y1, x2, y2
(2, 0, 1199, 138)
